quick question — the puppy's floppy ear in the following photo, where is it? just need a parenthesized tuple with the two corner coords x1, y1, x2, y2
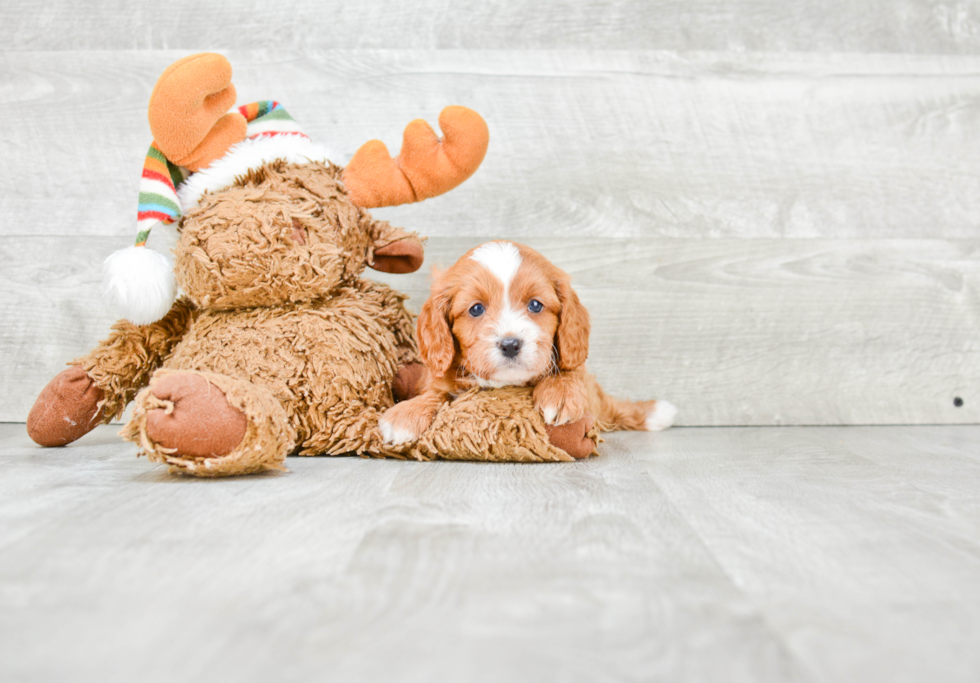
(417, 271, 456, 377)
(554, 270, 590, 370)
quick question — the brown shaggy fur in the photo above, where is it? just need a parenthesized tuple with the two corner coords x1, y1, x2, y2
(77, 299, 196, 420)
(175, 162, 383, 310)
(410, 387, 599, 462)
(37, 160, 594, 476)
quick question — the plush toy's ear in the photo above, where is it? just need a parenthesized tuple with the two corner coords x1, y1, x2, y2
(554, 270, 590, 370)
(148, 53, 247, 171)
(367, 220, 425, 274)
(343, 106, 489, 209)
(417, 273, 456, 377)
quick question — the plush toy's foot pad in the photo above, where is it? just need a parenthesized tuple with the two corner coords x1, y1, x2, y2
(392, 362, 427, 403)
(123, 369, 294, 477)
(143, 373, 247, 458)
(27, 366, 105, 447)
(545, 415, 597, 460)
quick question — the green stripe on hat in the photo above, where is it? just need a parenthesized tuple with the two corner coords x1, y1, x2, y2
(137, 192, 182, 214)
(147, 145, 168, 163)
(256, 108, 295, 123)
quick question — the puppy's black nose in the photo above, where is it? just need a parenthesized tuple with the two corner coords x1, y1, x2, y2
(498, 338, 522, 358)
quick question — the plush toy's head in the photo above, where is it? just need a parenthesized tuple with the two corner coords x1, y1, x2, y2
(174, 161, 423, 310)
(104, 53, 489, 323)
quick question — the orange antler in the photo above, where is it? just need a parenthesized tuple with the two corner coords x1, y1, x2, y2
(148, 53, 247, 171)
(342, 106, 490, 208)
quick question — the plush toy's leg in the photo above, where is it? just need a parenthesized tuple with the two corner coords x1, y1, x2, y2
(26, 366, 106, 446)
(122, 369, 295, 477)
(26, 299, 194, 448)
(544, 415, 597, 460)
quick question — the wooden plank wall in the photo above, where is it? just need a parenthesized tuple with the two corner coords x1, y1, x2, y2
(1, 2, 979, 425)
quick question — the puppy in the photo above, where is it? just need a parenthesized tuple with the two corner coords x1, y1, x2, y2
(380, 241, 676, 450)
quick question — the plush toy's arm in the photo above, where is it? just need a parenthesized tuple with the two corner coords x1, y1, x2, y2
(362, 215, 425, 276)
(78, 297, 196, 418)
(404, 386, 599, 462)
(27, 298, 195, 446)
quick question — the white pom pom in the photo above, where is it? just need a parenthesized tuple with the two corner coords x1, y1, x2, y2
(102, 246, 176, 325)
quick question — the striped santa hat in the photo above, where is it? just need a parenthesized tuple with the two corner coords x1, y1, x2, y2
(103, 99, 336, 325)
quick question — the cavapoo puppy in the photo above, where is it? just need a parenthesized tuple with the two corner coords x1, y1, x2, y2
(380, 241, 676, 447)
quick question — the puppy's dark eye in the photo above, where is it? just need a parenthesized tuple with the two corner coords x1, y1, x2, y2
(469, 303, 485, 317)
(528, 299, 544, 313)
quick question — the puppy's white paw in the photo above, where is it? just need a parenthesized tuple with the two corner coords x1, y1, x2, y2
(541, 404, 560, 425)
(379, 415, 421, 446)
(645, 400, 677, 432)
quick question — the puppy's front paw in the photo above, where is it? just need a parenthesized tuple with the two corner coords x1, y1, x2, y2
(533, 378, 588, 426)
(379, 416, 419, 446)
(379, 400, 432, 446)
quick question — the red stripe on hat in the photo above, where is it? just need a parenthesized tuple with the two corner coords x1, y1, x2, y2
(137, 210, 175, 223)
(246, 131, 310, 141)
(141, 168, 176, 188)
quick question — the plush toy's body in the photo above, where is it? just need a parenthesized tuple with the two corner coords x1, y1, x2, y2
(26, 53, 600, 476)
(158, 280, 416, 457)
(36, 160, 427, 475)
(125, 281, 416, 475)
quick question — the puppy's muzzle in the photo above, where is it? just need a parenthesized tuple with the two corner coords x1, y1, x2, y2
(498, 337, 522, 359)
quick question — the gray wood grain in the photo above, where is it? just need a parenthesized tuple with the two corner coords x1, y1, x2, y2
(633, 425, 980, 682)
(5, 1, 980, 53)
(2, 423, 979, 682)
(4, 235, 977, 426)
(4, 51, 980, 241)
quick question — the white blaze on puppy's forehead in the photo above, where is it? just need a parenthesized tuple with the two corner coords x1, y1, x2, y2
(470, 242, 535, 337)
(470, 241, 522, 290)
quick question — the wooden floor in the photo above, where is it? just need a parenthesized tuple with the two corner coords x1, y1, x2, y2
(2, 423, 978, 682)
